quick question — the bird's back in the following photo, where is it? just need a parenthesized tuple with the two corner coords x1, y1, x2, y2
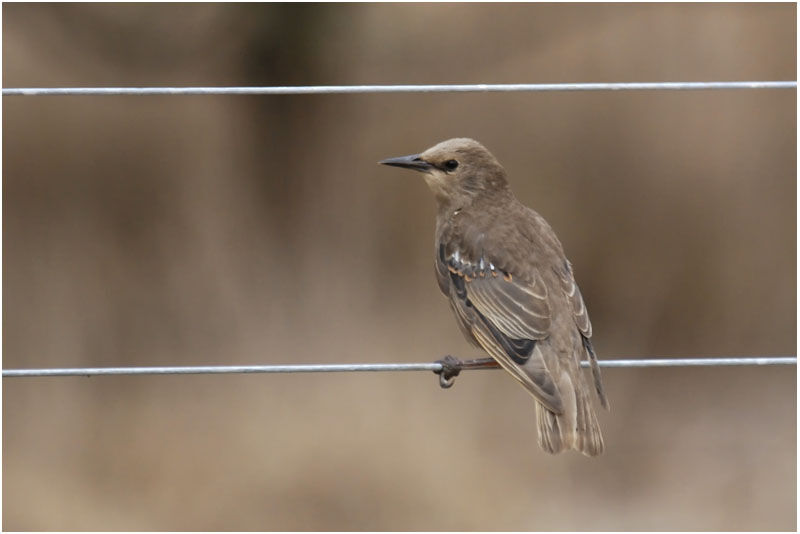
(434, 193, 608, 455)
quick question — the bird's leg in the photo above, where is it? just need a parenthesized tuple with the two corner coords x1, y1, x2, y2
(459, 357, 501, 369)
(433, 355, 499, 389)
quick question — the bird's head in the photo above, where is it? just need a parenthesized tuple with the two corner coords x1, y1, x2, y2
(380, 138, 509, 209)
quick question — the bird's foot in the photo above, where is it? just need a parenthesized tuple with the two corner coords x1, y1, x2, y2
(433, 356, 499, 389)
(433, 355, 462, 389)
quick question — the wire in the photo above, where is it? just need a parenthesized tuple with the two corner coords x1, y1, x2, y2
(2, 356, 794, 378)
(2, 81, 796, 96)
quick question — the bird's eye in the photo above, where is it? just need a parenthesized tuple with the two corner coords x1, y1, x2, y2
(444, 159, 459, 171)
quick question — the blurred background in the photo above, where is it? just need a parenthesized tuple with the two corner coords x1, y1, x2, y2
(3, 3, 796, 531)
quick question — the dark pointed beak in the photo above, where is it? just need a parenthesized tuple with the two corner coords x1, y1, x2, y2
(379, 153, 433, 172)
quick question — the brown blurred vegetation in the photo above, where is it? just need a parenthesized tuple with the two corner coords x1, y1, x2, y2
(3, 3, 796, 531)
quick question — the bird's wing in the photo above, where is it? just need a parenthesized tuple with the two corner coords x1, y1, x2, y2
(555, 260, 609, 409)
(556, 260, 591, 337)
(439, 246, 564, 413)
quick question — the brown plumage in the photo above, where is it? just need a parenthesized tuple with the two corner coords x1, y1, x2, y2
(380, 138, 609, 456)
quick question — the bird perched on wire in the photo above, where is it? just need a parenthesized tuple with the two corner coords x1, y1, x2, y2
(380, 138, 609, 456)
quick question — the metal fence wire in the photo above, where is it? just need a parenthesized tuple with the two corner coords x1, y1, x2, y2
(2, 357, 796, 378)
(1, 81, 796, 96)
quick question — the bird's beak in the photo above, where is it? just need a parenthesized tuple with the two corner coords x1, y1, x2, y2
(379, 153, 433, 172)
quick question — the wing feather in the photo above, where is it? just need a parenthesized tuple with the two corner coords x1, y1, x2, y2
(467, 270, 551, 339)
(471, 318, 563, 413)
(437, 244, 563, 411)
(556, 260, 609, 409)
(557, 260, 592, 337)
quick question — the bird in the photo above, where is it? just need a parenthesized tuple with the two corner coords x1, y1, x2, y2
(379, 138, 609, 456)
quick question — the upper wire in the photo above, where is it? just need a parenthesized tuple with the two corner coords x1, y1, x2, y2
(2, 81, 796, 96)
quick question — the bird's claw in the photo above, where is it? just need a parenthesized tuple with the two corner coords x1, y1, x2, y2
(434, 355, 463, 389)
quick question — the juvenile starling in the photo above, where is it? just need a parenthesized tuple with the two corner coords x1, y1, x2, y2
(380, 138, 609, 456)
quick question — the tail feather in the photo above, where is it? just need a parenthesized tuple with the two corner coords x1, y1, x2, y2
(583, 335, 610, 410)
(572, 381, 604, 456)
(535, 374, 604, 456)
(536, 402, 564, 454)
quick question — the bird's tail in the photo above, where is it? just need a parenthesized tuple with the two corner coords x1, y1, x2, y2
(536, 375, 604, 456)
